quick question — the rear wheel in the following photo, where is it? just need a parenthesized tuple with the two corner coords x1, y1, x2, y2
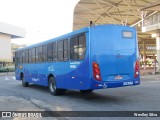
(21, 75, 29, 87)
(48, 77, 65, 96)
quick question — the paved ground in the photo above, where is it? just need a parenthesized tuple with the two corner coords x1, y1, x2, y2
(0, 73, 160, 120)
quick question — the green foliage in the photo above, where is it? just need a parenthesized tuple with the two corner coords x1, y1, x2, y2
(0, 66, 15, 72)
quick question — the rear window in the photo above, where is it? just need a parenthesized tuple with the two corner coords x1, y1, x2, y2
(122, 31, 133, 38)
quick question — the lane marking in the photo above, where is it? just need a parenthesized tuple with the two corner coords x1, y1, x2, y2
(12, 76, 16, 80)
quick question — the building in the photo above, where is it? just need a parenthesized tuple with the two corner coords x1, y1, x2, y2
(0, 22, 25, 64)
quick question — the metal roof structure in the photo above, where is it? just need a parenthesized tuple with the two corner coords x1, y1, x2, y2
(141, 0, 160, 11)
(73, 0, 159, 44)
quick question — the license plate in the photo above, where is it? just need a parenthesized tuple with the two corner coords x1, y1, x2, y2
(115, 75, 122, 80)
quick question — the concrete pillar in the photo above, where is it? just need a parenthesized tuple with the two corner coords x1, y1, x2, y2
(142, 40, 146, 69)
(156, 33, 160, 71)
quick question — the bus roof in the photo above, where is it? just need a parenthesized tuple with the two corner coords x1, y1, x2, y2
(16, 24, 135, 51)
(16, 26, 89, 51)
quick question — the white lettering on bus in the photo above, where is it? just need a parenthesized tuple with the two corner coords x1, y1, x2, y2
(123, 81, 133, 86)
(70, 65, 76, 69)
(48, 65, 54, 71)
(32, 78, 39, 82)
(70, 62, 80, 65)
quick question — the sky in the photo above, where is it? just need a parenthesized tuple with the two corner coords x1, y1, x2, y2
(0, 0, 80, 45)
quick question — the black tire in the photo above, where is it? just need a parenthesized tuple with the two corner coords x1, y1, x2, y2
(21, 75, 29, 87)
(80, 89, 93, 93)
(48, 77, 65, 96)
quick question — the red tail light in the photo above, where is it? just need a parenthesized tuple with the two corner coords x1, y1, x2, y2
(134, 61, 139, 78)
(92, 62, 102, 81)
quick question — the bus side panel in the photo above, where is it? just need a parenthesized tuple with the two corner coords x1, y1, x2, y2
(55, 56, 90, 90)
(17, 63, 48, 86)
(28, 63, 48, 86)
(15, 57, 90, 89)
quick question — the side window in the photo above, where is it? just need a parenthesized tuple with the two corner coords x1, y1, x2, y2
(53, 42, 57, 61)
(47, 43, 53, 61)
(42, 45, 46, 62)
(78, 35, 86, 60)
(36, 47, 39, 62)
(57, 41, 63, 61)
(32, 48, 36, 63)
(22, 51, 25, 63)
(15, 51, 18, 68)
(19, 51, 22, 63)
(38, 46, 43, 62)
(63, 39, 68, 60)
(70, 36, 79, 60)
(29, 49, 32, 63)
(25, 50, 29, 63)
(70, 33, 86, 60)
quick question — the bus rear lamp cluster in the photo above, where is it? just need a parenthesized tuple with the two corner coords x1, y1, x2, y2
(134, 61, 139, 78)
(92, 62, 102, 81)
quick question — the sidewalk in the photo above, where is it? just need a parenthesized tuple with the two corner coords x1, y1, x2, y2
(140, 67, 156, 75)
(0, 72, 15, 76)
(140, 67, 160, 80)
(141, 74, 160, 81)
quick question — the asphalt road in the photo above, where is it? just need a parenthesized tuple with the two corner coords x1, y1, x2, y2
(0, 73, 160, 120)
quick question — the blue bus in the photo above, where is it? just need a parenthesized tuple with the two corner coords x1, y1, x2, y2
(15, 24, 140, 95)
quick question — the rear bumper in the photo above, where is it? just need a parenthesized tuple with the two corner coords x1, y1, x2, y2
(90, 76, 140, 90)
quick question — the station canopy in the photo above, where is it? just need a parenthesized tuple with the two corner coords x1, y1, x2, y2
(73, 0, 159, 43)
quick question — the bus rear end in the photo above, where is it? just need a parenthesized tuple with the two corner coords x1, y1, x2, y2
(90, 25, 140, 90)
